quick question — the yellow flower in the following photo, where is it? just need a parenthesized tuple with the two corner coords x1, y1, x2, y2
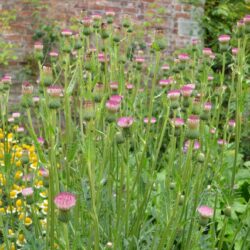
(16, 233, 27, 247)
(34, 180, 43, 188)
(40, 190, 48, 198)
(0, 207, 5, 214)
(18, 212, 25, 220)
(14, 171, 23, 180)
(16, 199, 22, 207)
(24, 217, 32, 226)
(0, 175, 6, 186)
(16, 160, 22, 167)
(0, 133, 4, 140)
(6, 205, 16, 214)
(8, 229, 15, 237)
(12, 184, 22, 193)
(15, 151, 22, 158)
(10, 190, 18, 199)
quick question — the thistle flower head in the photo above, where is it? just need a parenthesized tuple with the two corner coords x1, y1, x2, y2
(106, 99, 120, 112)
(110, 95, 123, 102)
(204, 102, 212, 111)
(22, 82, 33, 95)
(161, 64, 170, 70)
(167, 90, 181, 100)
(143, 117, 157, 124)
(218, 34, 231, 43)
(187, 115, 200, 129)
(22, 187, 34, 197)
(117, 117, 134, 128)
(178, 53, 189, 61)
(203, 48, 213, 56)
(47, 86, 63, 97)
(171, 118, 184, 127)
(34, 41, 43, 50)
(181, 85, 193, 97)
(197, 205, 214, 218)
(49, 50, 59, 57)
(159, 79, 172, 87)
(61, 29, 73, 36)
(54, 192, 76, 211)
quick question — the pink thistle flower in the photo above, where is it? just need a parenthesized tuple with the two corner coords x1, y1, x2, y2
(228, 119, 236, 128)
(178, 53, 189, 61)
(22, 82, 33, 95)
(243, 15, 250, 24)
(34, 41, 43, 50)
(237, 19, 245, 27)
(8, 117, 14, 123)
(37, 137, 45, 145)
(208, 76, 214, 81)
(217, 139, 226, 146)
(161, 64, 170, 70)
(106, 99, 120, 112)
(92, 14, 102, 21)
(22, 187, 34, 197)
(181, 85, 193, 97)
(126, 83, 134, 90)
(110, 95, 123, 102)
(39, 167, 49, 178)
(232, 48, 238, 55)
(54, 192, 76, 211)
(47, 86, 63, 97)
(171, 117, 184, 127)
(218, 34, 231, 43)
(17, 127, 25, 133)
(33, 96, 40, 103)
(117, 117, 134, 128)
(192, 39, 199, 45)
(12, 112, 21, 118)
(2, 75, 12, 84)
(106, 11, 115, 17)
(203, 48, 213, 56)
(110, 82, 119, 90)
(183, 140, 200, 153)
(61, 29, 73, 36)
(81, 17, 92, 27)
(134, 56, 145, 63)
(159, 79, 172, 87)
(167, 90, 181, 101)
(49, 51, 59, 57)
(143, 117, 157, 124)
(210, 128, 216, 134)
(203, 102, 212, 111)
(187, 115, 200, 129)
(197, 205, 214, 218)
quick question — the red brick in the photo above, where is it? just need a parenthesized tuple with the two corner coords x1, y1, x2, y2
(175, 13, 190, 19)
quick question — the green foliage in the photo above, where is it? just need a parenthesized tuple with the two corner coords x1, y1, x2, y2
(202, 0, 250, 48)
(0, 9, 17, 66)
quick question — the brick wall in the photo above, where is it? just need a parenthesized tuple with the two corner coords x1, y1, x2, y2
(0, 0, 204, 75)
